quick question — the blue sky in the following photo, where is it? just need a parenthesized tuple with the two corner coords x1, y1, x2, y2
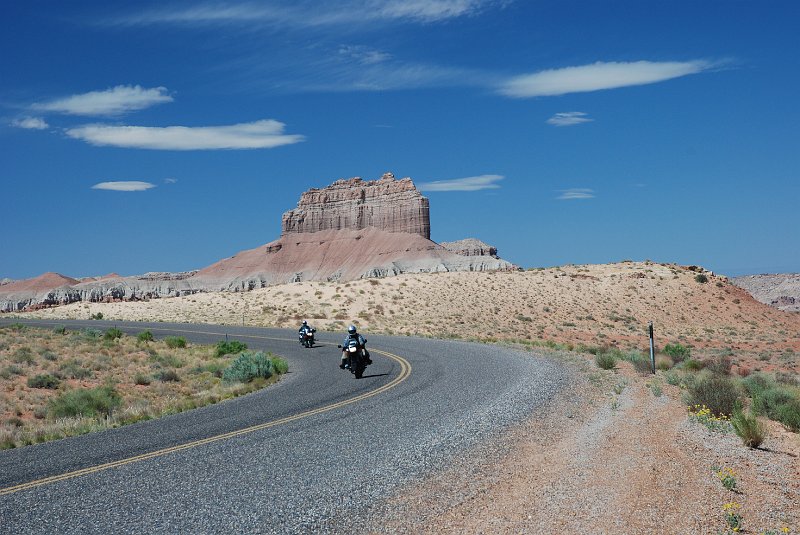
(2, 1, 798, 279)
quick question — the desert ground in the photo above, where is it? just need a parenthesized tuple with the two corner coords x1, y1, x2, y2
(9, 261, 800, 533)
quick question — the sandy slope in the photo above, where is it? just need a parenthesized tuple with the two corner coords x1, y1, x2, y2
(16, 261, 800, 374)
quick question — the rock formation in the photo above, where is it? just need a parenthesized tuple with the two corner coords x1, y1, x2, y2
(281, 173, 430, 238)
(440, 238, 498, 258)
(0, 172, 516, 311)
(732, 274, 800, 312)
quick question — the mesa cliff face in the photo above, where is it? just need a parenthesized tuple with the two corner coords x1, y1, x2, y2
(732, 274, 800, 312)
(281, 173, 430, 238)
(1, 172, 515, 311)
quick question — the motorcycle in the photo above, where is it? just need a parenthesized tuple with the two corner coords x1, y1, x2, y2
(299, 328, 316, 348)
(338, 339, 368, 379)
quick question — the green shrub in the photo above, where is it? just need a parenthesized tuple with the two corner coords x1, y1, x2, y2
(48, 385, 121, 418)
(223, 351, 274, 383)
(270, 356, 289, 375)
(53, 324, 66, 335)
(27, 374, 61, 389)
(753, 387, 800, 431)
(695, 274, 708, 284)
(663, 343, 691, 362)
(656, 356, 673, 371)
(104, 327, 123, 340)
(705, 355, 733, 375)
(90, 312, 104, 320)
(82, 328, 102, 340)
(742, 373, 774, 397)
(623, 350, 653, 374)
(164, 336, 187, 349)
(137, 330, 154, 342)
(686, 374, 741, 417)
(664, 371, 681, 386)
(731, 407, 765, 448)
(9, 322, 26, 332)
(40, 349, 58, 362)
(595, 352, 617, 370)
(215, 340, 248, 358)
(149, 352, 184, 368)
(681, 358, 704, 372)
(58, 360, 93, 379)
(775, 401, 800, 432)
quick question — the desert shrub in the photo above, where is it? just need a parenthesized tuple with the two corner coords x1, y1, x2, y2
(681, 358, 704, 372)
(12, 347, 35, 365)
(656, 355, 673, 371)
(686, 374, 741, 417)
(40, 349, 58, 362)
(134, 373, 151, 386)
(103, 327, 123, 340)
(90, 312, 104, 320)
(48, 385, 121, 418)
(52, 324, 66, 335)
(223, 351, 274, 383)
(664, 371, 681, 386)
(695, 274, 708, 284)
(215, 340, 248, 358)
(149, 353, 184, 368)
(753, 387, 800, 431)
(9, 322, 27, 332)
(731, 406, 765, 448)
(58, 360, 93, 379)
(27, 374, 61, 389)
(623, 349, 653, 374)
(197, 361, 227, 378)
(164, 336, 187, 349)
(775, 372, 799, 387)
(82, 328, 102, 340)
(595, 352, 616, 370)
(742, 373, 774, 397)
(705, 355, 733, 375)
(663, 343, 691, 362)
(156, 369, 180, 382)
(137, 330, 154, 342)
(270, 356, 289, 375)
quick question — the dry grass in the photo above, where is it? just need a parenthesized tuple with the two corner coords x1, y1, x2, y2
(0, 324, 277, 449)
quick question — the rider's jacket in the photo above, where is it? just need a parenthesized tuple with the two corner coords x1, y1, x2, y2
(341, 333, 367, 349)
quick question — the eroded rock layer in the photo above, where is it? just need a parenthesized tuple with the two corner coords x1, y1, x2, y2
(281, 173, 430, 238)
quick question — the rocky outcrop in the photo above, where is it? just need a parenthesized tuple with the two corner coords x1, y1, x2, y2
(281, 173, 430, 238)
(732, 274, 800, 312)
(440, 238, 498, 258)
(1, 172, 516, 312)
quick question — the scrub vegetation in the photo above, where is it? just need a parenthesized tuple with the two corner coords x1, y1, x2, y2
(0, 324, 287, 449)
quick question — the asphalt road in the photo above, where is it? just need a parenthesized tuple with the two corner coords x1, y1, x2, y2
(0, 318, 567, 533)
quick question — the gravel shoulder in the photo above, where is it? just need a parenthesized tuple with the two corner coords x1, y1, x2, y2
(369, 351, 800, 534)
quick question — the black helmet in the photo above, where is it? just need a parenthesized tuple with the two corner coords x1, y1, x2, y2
(302, 320, 308, 325)
(348, 325, 357, 335)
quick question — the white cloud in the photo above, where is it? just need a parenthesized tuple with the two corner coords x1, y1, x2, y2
(546, 111, 592, 127)
(65, 119, 305, 150)
(164, 178, 178, 184)
(500, 60, 712, 98)
(91, 181, 156, 192)
(338, 45, 391, 65)
(557, 188, 595, 200)
(115, 0, 499, 26)
(11, 117, 49, 129)
(33, 85, 173, 116)
(418, 174, 503, 192)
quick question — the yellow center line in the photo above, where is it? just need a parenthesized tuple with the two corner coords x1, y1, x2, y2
(0, 345, 411, 497)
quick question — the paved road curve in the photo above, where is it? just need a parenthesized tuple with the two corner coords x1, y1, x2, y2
(0, 319, 567, 533)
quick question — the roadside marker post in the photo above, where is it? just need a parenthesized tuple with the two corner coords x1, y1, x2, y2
(648, 321, 656, 374)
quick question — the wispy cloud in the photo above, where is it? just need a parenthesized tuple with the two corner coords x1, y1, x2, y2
(91, 181, 156, 192)
(164, 177, 178, 184)
(418, 174, 503, 192)
(546, 111, 592, 127)
(557, 188, 595, 200)
(65, 119, 305, 150)
(33, 85, 173, 116)
(113, 1, 501, 27)
(11, 117, 49, 129)
(499, 60, 712, 98)
(338, 45, 391, 65)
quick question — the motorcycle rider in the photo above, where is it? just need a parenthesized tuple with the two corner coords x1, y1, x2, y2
(298, 320, 315, 344)
(340, 325, 372, 369)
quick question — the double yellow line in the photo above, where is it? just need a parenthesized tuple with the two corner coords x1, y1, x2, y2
(0, 343, 411, 496)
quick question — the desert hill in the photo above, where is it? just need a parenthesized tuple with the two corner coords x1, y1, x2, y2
(732, 273, 800, 312)
(0, 173, 514, 312)
(19, 261, 800, 374)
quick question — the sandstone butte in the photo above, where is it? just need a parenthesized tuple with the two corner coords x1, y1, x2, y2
(0, 173, 516, 312)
